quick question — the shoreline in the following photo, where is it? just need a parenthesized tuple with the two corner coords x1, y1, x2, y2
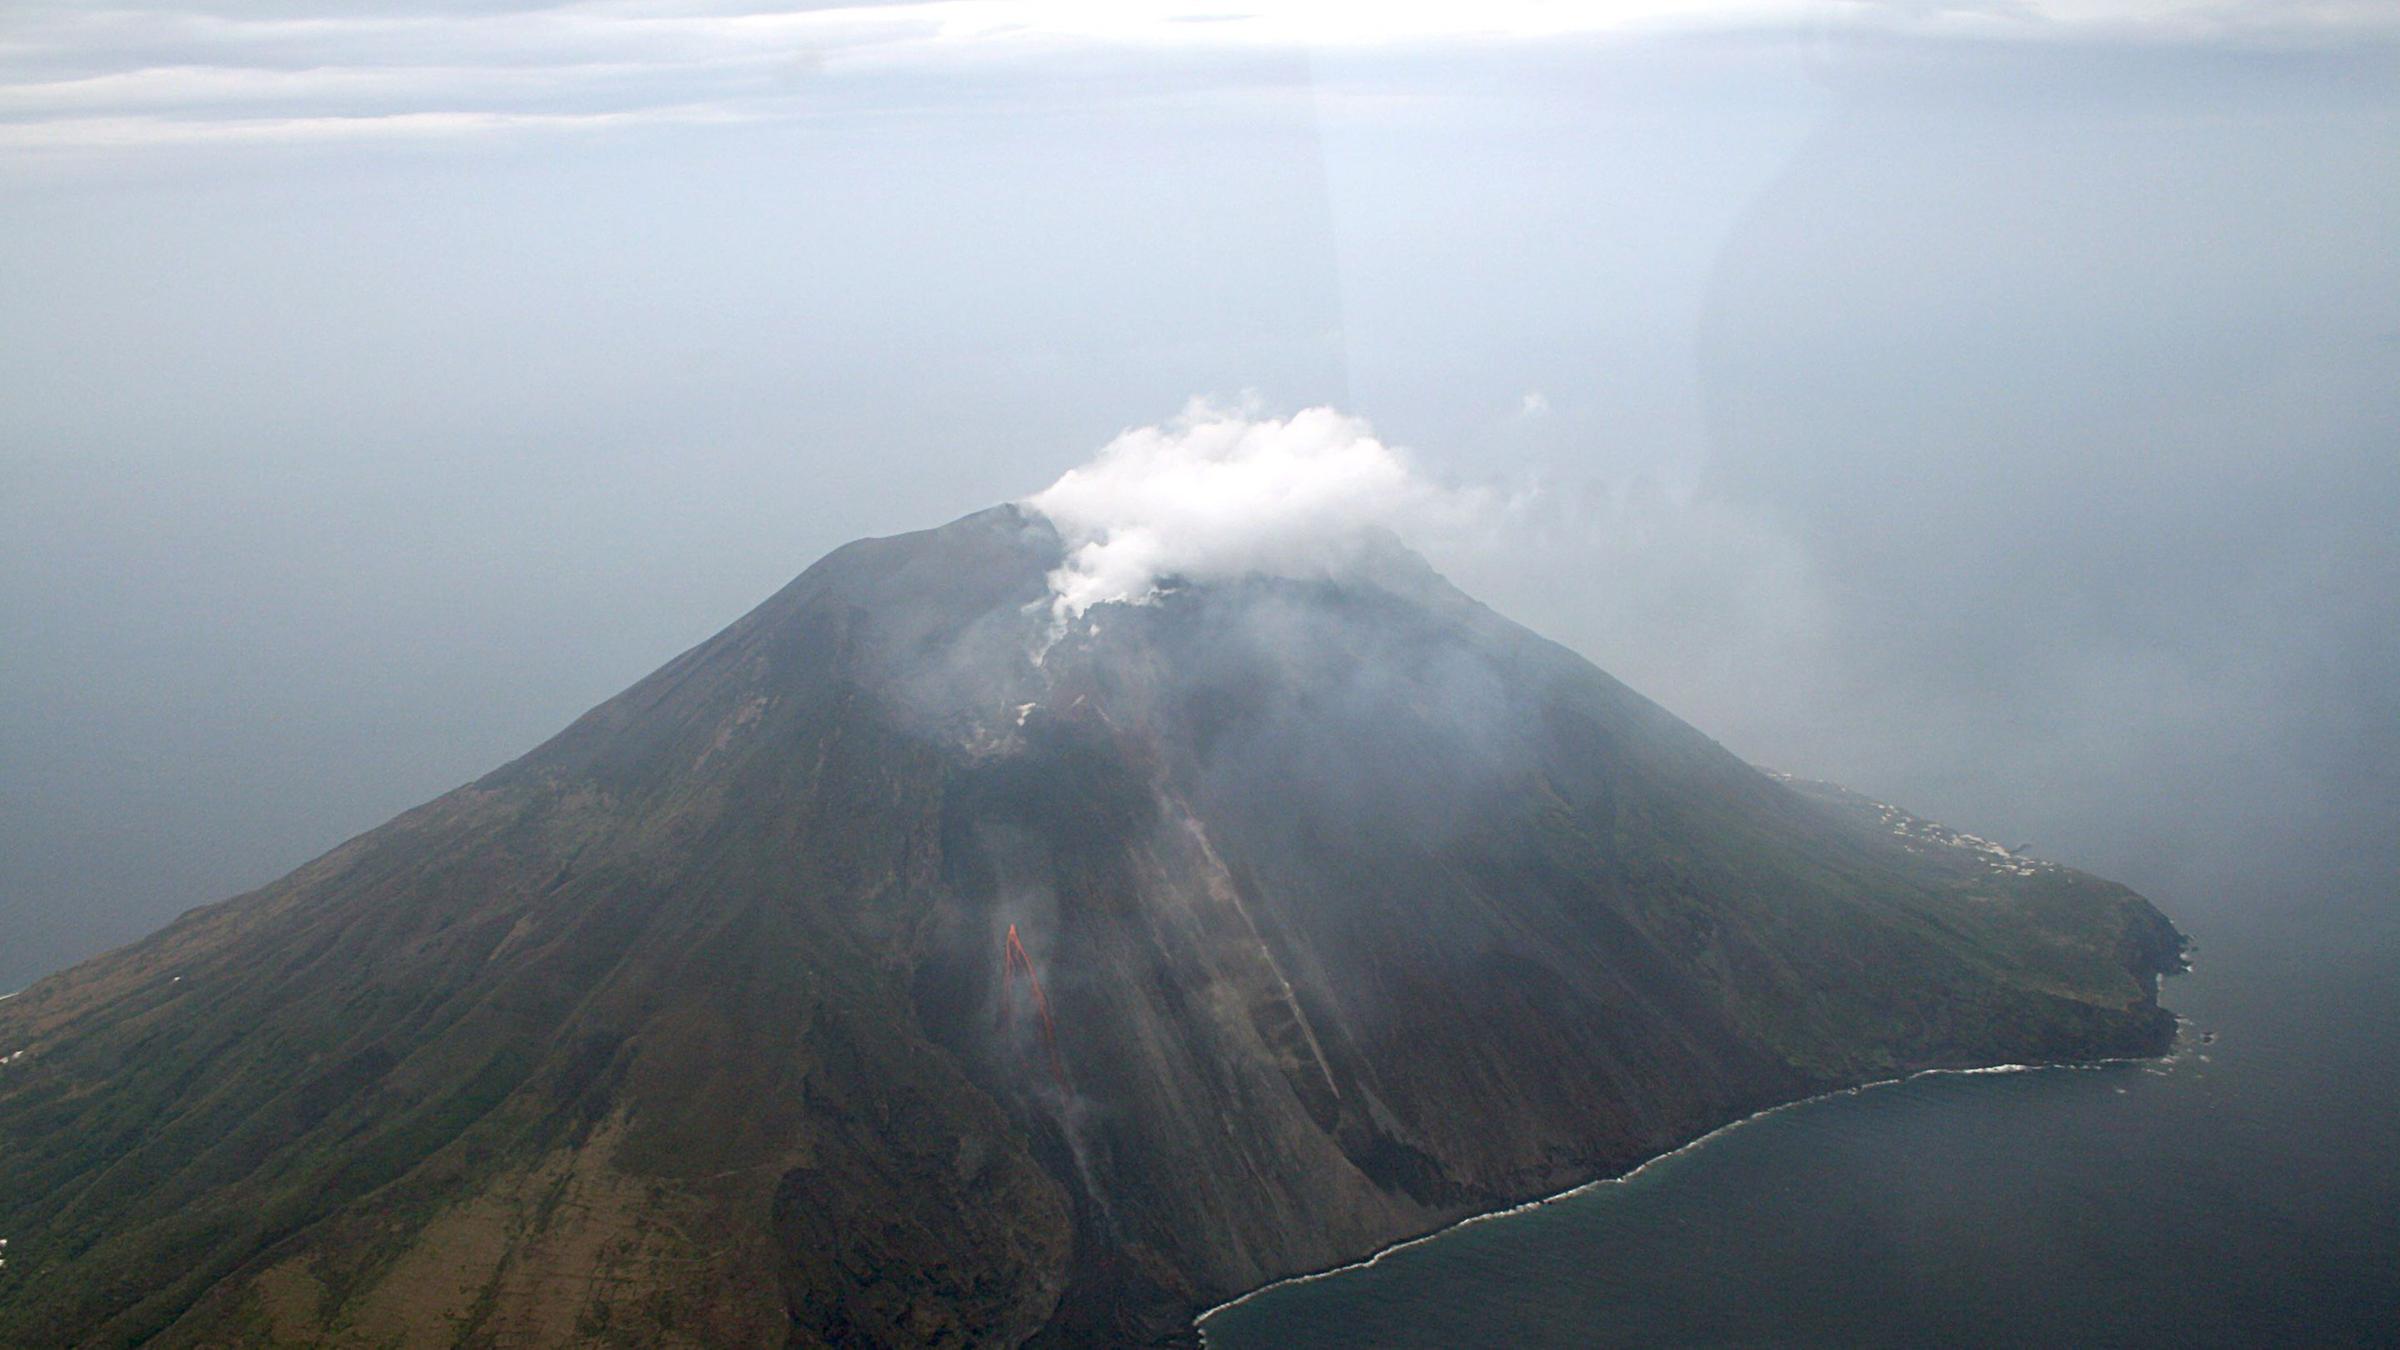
(1192, 1036, 2187, 1341)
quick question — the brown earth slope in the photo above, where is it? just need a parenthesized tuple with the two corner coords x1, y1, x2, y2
(0, 506, 2183, 1346)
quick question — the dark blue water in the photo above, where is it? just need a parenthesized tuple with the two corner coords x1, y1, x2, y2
(1204, 875, 2400, 1348)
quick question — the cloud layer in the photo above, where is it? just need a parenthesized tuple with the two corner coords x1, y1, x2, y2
(1025, 401, 1467, 621)
(3, 0, 2391, 154)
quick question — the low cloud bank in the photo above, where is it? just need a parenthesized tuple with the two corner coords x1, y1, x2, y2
(1024, 400, 1474, 621)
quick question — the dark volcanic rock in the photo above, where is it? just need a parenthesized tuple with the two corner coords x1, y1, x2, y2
(0, 506, 2183, 1346)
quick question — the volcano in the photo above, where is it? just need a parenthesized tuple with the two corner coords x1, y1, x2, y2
(0, 505, 2182, 1347)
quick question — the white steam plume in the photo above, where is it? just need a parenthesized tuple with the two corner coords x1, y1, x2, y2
(1024, 400, 1472, 621)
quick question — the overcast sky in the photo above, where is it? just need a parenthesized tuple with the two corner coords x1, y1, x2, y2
(4, 1, 2396, 991)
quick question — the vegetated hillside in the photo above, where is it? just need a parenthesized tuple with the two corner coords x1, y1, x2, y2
(0, 506, 2183, 1347)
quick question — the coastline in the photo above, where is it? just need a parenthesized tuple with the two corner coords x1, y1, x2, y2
(1192, 1035, 2188, 1342)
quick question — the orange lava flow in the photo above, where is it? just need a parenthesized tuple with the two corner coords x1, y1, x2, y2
(1000, 923, 1071, 1094)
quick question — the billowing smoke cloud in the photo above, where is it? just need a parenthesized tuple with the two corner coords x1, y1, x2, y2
(1024, 400, 1476, 621)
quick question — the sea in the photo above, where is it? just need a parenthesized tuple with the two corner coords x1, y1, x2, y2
(1202, 839, 2400, 1348)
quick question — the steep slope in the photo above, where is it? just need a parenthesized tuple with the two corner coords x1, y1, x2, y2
(0, 506, 2182, 1347)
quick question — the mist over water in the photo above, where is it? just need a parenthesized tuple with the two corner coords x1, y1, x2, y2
(3, 4, 2395, 1341)
(6, 17, 2392, 998)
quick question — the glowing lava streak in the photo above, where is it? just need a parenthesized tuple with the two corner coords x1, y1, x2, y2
(1000, 924, 1071, 1095)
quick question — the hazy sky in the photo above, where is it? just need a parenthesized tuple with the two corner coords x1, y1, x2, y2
(4, 2, 2396, 990)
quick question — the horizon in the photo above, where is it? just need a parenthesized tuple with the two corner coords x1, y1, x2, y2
(6, 0, 2396, 998)
(2, 8, 2395, 1344)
